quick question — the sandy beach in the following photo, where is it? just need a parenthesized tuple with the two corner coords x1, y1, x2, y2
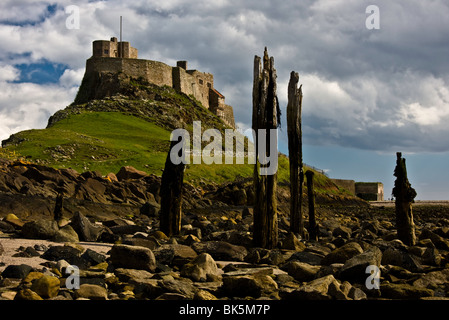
(0, 236, 113, 273)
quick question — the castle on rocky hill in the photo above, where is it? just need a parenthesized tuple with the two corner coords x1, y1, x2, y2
(85, 37, 235, 128)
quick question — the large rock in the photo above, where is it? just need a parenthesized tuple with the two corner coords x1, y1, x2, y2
(81, 248, 106, 266)
(109, 224, 147, 236)
(192, 241, 248, 262)
(157, 278, 198, 299)
(288, 274, 341, 300)
(30, 275, 60, 299)
(14, 289, 43, 300)
(116, 166, 148, 181)
(180, 253, 220, 282)
(153, 244, 198, 267)
(5, 213, 25, 228)
(22, 166, 62, 184)
(281, 232, 306, 251)
(413, 269, 449, 289)
(53, 225, 79, 243)
(381, 247, 423, 272)
(380, 283, 434, 299)
(41, 245, 83, 265)
(0, 220, 16, 233)
(285, 261, 320, 282)
(21, 220, 58, 240)
(110, 244, 156, 272)
(140, 201, 160, 217)
(332, 226, 352, 239)
(339, 246, 382, 282)
(1, 264, 33, 279)
(70, 211, 104, 242)
(419, 229, 449, 251)
(75, 284, 108, 300)
(421, 247, 441, 266)
(222, 273, 278, 298)
(114, 268, 154, 283)
(322, 242, 364, 265)
(288, 251, 323, 266)
(76, 178, 108, 203)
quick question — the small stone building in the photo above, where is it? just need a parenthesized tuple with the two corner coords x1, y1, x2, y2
(355, 182, 384, 201)
(331, 179, 384, 201)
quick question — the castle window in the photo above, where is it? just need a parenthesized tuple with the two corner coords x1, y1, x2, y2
(199, 79, 203, 85)
(104, 49, 109, 55)
(207, 82, 211, 88)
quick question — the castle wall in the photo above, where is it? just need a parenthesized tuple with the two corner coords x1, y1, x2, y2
(187, 70, 213, 109)
(220, 104, 235, 128)
(87, 57, 173, 88)
(118, 42, 138, 59)
(172, 67, 195, 97)
(85, 51, 235, 127)
(86, 57, 210, 108)
(86, 57, 123, 74)
(209, 88, 224, 114)
(93, 40, 117, 58)
(141, 60, 173, 87)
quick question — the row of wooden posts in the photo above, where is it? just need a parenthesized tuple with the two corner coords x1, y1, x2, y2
(251, 47, 317, 248)
(158, 47, 316, 248)
(158, 48, 417, 249)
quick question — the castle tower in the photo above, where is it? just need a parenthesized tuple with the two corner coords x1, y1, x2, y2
(92, 37, 138, 59)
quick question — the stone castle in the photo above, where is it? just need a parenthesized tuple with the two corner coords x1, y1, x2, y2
(86, 37, 235, 128)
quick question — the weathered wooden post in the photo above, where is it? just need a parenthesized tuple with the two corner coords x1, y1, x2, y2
(287, 71, 304, 237)
(54, 182, 65, 223)
(252, 47, 279, 249)
(392, 152, 417, 246)
(159, 138, 185, 236)
(305, 170, 318, 241)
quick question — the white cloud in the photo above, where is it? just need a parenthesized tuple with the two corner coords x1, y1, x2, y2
(399, 103, 444, 126)
(0, 72, 78, 141)
(0, 0, 449, 153)
(0, 64, 19, 82)
(59, 68, 84, 88)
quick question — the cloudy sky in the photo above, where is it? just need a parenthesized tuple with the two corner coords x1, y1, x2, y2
(1, 0, 449, 199)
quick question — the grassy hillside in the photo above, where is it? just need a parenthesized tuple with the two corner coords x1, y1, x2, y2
(0, 110, 288, 185)
(0, 74, 351, 196)
(2, 112, 169, 175)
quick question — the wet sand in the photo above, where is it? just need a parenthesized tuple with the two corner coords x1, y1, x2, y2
(370, 200, 449, 207)
(0, 237, 113, 273)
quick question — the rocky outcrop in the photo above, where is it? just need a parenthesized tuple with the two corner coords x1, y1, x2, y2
(1, 161, 449, 301)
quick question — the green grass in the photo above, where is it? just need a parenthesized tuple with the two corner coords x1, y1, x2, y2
(3, 111, 257, 184)
(4, 112, 170, 175)
(3, 111, 349, 196)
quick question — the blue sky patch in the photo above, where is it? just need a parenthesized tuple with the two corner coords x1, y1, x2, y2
(13, 60, 67, 84)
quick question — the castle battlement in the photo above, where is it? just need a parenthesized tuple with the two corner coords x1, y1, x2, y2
(86, 38, 235, 128)
(93, 37, 138, 59)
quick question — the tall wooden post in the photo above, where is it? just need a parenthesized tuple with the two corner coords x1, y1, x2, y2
(54, 183, 65, 223)
(392, 152, 417, 246)
(305, 170, 318, 241)
(252, 47, 279, 249)
(287, 71, 304, 237)
(159, 138, 185, 236)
